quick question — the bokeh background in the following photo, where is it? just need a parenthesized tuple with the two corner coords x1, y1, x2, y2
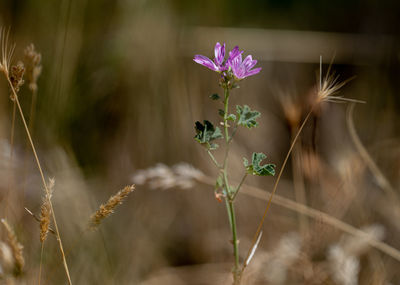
(0, 0, 400, 284)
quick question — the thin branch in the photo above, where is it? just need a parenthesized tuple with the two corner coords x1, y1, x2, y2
(231, 173, 248, 201)
(207, 150, 221, 169)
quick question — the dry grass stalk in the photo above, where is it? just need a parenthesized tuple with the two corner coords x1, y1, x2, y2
(0, 28, 72, 284)
(24, 43, 42, 92)
(0, 219, 24, 275)
(89, 185, 135, 230)
(40, 178, 55, 243)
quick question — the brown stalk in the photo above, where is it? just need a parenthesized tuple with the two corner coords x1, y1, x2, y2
(6, 77, 72, 285)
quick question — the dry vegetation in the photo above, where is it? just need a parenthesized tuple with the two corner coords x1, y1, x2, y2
(1, 1, 400, 284)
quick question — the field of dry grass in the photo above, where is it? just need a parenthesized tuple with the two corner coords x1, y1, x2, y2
(0, 1, 400, 284)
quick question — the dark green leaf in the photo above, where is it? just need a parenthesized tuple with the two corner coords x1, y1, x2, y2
(218, 109, 225, 117)
(243, 152, 275, 176)
(209, 93, 220, 100)
(194, 120, 223, 149)
(236, 105, 260, 128)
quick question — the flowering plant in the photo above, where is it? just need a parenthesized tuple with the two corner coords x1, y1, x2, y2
(193, 42, 275, 284)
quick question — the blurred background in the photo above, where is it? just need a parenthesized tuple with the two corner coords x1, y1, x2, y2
(0, 0, 400, 284)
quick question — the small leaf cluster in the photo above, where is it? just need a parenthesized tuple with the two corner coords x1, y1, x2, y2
(193, 93, 275, 179)
(194, 120, 223, 150)
(243, 152, 275, 176)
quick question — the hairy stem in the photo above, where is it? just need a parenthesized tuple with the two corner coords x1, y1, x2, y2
(7, 78, 72, 285)
(221, 87, 241, 284)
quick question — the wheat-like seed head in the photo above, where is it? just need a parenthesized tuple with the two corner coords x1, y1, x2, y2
(0, 27, 15, 77)
(89, 185, 135, 230)
(316, 56, 363, 104)
(40, 178, 55, 243)
(0, 219, 24, 275)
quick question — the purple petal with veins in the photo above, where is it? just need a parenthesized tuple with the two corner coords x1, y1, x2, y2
(214, 42, 225, 67)
(193, 55, 218, 71)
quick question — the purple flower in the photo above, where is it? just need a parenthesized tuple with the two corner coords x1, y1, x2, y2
(230, 53, 262, 80)
(194, 42, 226, 72)
(194, 42, 261, 80)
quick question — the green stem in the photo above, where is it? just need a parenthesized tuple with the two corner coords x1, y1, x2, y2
(222, 88, 231, 194)
(228, 200, 240, 281)
(207, 150, 221, 169)
(231, 173, 248, 201)
(222, 87, 241, 284)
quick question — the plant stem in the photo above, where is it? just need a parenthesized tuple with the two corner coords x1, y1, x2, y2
(221, 87, 241, 284)
(207, 150, 221, 169)
(228, 200, 240, 283)
(5, 100, 16, 217)
(7, 78, 72, 285)
(231, 173, 248, 201)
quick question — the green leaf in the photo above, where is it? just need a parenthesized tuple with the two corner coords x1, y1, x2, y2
(243, 152, 275, 176)
(218, 109, 225, 117)
(209, 93, 220, 100)
(227, 114, 236, 121)
(236, 105, 260, 128)
(194, 120, 223, 149)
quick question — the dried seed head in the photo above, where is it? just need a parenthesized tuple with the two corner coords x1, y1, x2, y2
(9, 61, 25, 96)
(40, 178, 55, 243)
(0, 219, 24, 275)
(132, 163, 204, 190)
(24, 44, 42, 92)
(316, 56, 362, 105)
(0, 241, 13, 275)
(0, 27, 15, 77)
(89, 185, 135, 230)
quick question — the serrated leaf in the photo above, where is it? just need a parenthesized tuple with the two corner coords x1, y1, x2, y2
(236, 105, 260, 128)
(194, 120, 223, 149)
(227, 114, 236, 121)
(244, 152, 275, 176)
(209, 93, 220, 100)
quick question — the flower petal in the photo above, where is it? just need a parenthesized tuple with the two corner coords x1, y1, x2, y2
(243, 55, 257, 70)
(214, 42, 225, 66)
(243, 67, 262, 78)
(193, 55, 218, 71)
